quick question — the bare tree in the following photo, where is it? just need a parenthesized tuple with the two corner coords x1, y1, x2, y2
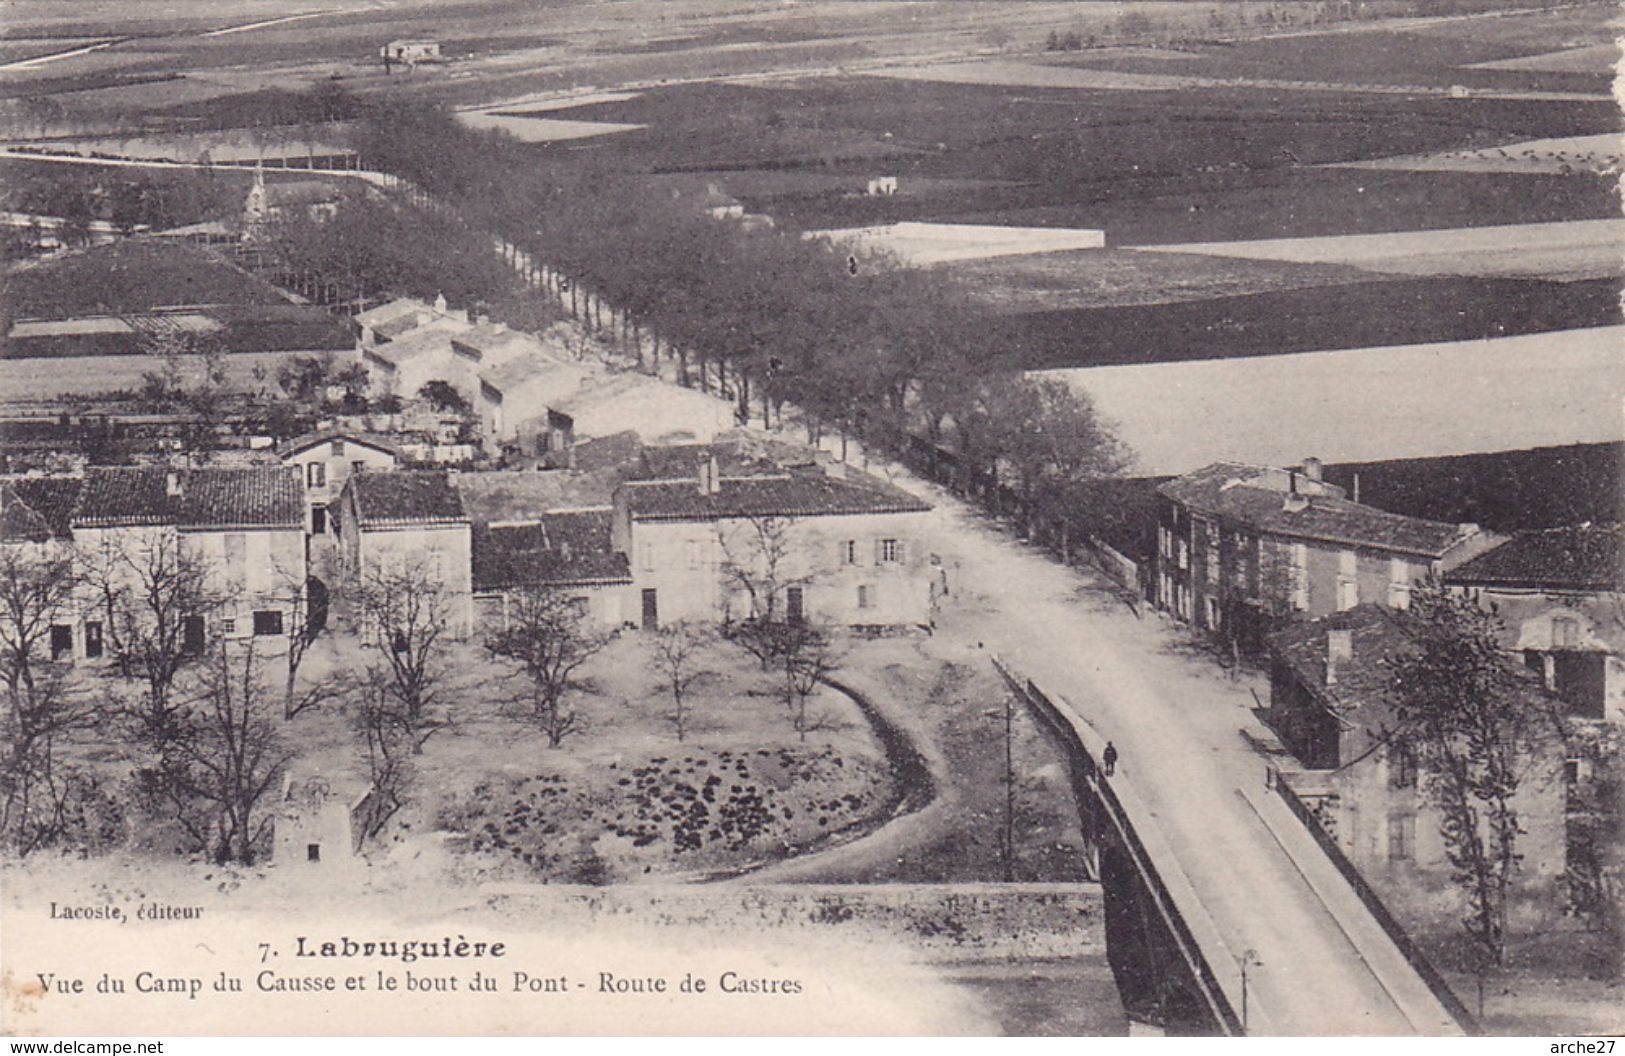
(652, 621, 710, 743)
(135, 638, 292, 865)
(485, 586, 611, 748)
(351, 676, 415, 841)
(0, 546, 100, 855)
(779, 623, 841, 742)
(1389, 584, 1568, 973)
(270, 558, 335, 721)
(81, 530, 219, 747)
(355, 556, 456, 753)
(717, 515, 814, 669)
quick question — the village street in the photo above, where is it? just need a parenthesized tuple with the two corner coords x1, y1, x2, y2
(858, 460, 1461, 1035)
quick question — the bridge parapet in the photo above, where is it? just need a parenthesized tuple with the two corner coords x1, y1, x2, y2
(992, 654, 1255, 1035)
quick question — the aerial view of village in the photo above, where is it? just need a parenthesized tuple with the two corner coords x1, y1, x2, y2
(0, 0, 1619, 1040)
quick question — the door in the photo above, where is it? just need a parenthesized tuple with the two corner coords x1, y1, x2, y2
(641, 589, 658, 630)
(311, 504, 328, 535)
(50, 624, 72, 661)
(786, 587, 804, 625)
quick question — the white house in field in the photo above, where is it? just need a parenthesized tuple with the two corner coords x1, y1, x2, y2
(335, 470, 473, 637)
(610, 454, 934, 629)
(279, 430, 401, 538)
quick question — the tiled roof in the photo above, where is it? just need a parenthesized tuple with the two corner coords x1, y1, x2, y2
(178, 466, 303, 529)
(631, 437, 807, 482)
(622, 471, 931, 522)
(1158, 461, 1345, 510)
(472, 510, 630, 591)
(1445, 524, 1623, 591)
(1, 483, 53, 543)
(72, 467, 301, 529)
(73, 467, 176, 527)
(1267, 605, 1414, 722)
(1267, 604, 1547, 727)
(279, 430, 401, 460)
(347, 471, 467, 528)
(456, 469, 618, 523)
(3, 477, 81, 541)
(362, 327, 457, 367)
(1161, 464, 1469, 557)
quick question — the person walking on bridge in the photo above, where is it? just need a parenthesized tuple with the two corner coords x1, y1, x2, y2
(1102, 741, 1118, 777)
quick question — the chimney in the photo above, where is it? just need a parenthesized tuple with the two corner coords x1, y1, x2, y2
(695, 454, 722, 496)
(559, 540, 572, 562)
(1283, 492, 1309, 513)
(1352, 472, 1361, 504)
(1326, 627, 1353, 686)
(1301, 456, 1323, 482)
(433, 292, 448, 314)
(165, 471, 183, 497)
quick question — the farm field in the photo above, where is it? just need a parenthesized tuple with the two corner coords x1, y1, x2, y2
(1335, 131, 1624, 175)
(1, 240, 291, 318)
(942, 248, 1377, 312)
(975, 274, 1621, 370)
(1044, 5, 1618, 92)
(1036, 325, 1625, 476)
(1143, 217, 1625, 279)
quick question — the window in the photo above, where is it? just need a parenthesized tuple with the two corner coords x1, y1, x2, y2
(311, 504, 328, 535)
(352, 460, 365, 475)
(1290, 543, 1310, 611)
(221, 617, 237, 636)
(857, 585, 873, 610)
(50, 624, 72, 661)
(253, 610, 284, 637)
(1551, 615, 1579, 649)
(307, 843, 321, 863)
(878, 539, 903, 563)
(1565, 758, 1593, 785)
(428, 551, 446, 584)
(1336, 576, 1359, 611)
(1203, 596, 1220, 630)
(840, 540, 858, 565)
(1552, 651, 1607, 719)
(306, 462, 326, 488)
(1387, 814, 1415, 862)
(1158, 525, 1172, 560)
(638, 542, 656, 572)
(1176, 537, 1189, 571)
(84, 621, 103, 660)
(1388, 743, 1417, 789)
(331, 440, 346, 456)
(1387, 557, 1411, 610)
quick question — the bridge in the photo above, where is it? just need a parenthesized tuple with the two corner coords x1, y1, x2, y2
(993, 654, 1470, 1036)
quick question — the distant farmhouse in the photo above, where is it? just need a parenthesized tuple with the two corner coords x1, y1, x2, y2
(381, 39, 443, 68)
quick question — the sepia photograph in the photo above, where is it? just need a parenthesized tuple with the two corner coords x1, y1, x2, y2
(0, 0, 1619, 1041)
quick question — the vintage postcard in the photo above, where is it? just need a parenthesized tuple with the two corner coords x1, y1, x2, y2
(0, 0, 1619, 1040)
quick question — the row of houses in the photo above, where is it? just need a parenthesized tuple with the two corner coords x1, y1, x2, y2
(1146, 455, 1622, 890)
(353, 296, 733, 458)
(2, 430, 938, 663)
(329, 436, 936, 637)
